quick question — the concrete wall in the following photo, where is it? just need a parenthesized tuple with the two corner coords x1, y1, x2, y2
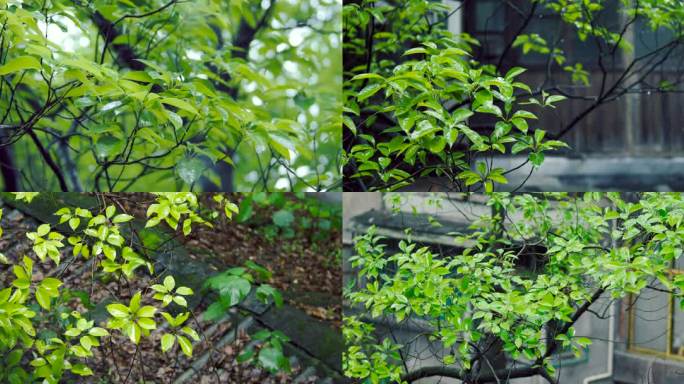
(401, 156, 684, 192)
(613, 351, 684, 383)
(342, 192, 383, 244)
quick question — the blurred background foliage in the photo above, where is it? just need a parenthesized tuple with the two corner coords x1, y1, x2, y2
(0, 0, 341, 191)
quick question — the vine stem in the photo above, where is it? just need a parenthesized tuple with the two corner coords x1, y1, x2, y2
(123, 343, 140, 384)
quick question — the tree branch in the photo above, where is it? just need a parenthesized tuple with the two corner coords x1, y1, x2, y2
(27, 128, 68, 191)
(401, 364, 541, 383)
(541, 287, 605, 360)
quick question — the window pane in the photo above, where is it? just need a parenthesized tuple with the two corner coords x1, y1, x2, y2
(634, 17, 684, 70)
(635, 18, 674, 57)
(524, 13, 561, 43)
(475, 0, 505, 32)
(479, 35, 505, 58)
(672, 302, 684, 355)
(632, 283, 670, 353)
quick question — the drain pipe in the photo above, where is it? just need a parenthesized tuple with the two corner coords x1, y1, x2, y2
(584, 212, 617, 384)
(582, 299, 616, 384)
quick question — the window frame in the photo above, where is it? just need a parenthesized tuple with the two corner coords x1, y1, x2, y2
(627, 267, 684, 361)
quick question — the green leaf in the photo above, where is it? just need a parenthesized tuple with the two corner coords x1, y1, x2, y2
(160, 97, 199, 115)
(177, 335, 193, 357)
(95, 135, 123, 159)
(62, 57, 103, 77)
(181, 326, 200, 341)
(445, 127, 459, 146)
(216, 275, 251, 306)
(293, 92, 315, 110)
(529, 152, 545, 167)
(452, 108, 474, 123)
(246, 260, 272, 280)
(545, 94, 567, 105)
(36, 286, 51, 310)
(137, 305, 157, 318)
(88, 327, 109, 337)
(0, 56, 42, 75)
(357, 83, 385, 102)
(176, 286, 193, 295)
(55, 207, 71, 216)
(167, 111, 184, 130)
(427, 136, 446, 153)
(137, 317, 157, 330)
(173, 296, 188, 307)
(272, 210, 295, 227)
(403, 47, 428, 56)
(68, 217, 80, 231)
(106, 303, 129, 318)
(122, 71, 153, 83)
(104, 205, 115, 218)
(176, 157, 205, 185)
(164, 275, 176, 291)
(71, 364, 94, 376)
(161, 333, 176, 352)
(224, 201, 239, 216)
(202, 301, 226, 321)
(476, 103, 502, 117)
(41, 277, 63, 291)
(511, 141, 529, 154)
(505, 67, 526, 80)
(343, 115, 356, 135)
(256, 284, 283, 307)
(410, 120, 439, 141)
(511, 118, 528, 133)
(129, 292, 142, 313)
(36, 224, 50, 237)
(351, 73, 384, 82)
(513, 110, 537, 120)
(151, 284, 168, 293)
(126, 323, 141, 344)
(238, 348, 255, 363)
(112, 214, 134, 223)
(258, 347, 287, 373)
(576, 337, 592, 347)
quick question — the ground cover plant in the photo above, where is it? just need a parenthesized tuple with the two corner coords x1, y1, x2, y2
(0, 0, 341, 191)
(0, 192, 341, 383)
(344, 192, 684, 383)
(343, 0, 684, 191)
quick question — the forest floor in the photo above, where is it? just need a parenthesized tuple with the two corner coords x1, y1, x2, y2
(0, 193, 342, 383)
(117, 192, 342, 327)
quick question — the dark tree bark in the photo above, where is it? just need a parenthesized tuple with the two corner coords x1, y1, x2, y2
(0, 146, 18, 191)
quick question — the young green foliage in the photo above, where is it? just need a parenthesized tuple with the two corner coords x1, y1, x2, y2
(0, 0, 341, 191)
(203, 261, 289, 373)
(343, 1, 567, 191)
(0, 192, 297, 381)
(345, 192, 684, 383)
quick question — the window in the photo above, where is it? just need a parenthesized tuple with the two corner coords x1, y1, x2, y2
(633, 17, 684, 72)
(628, 262, 684, 359)
(517, 5, 562, 66)
(464, 0, 622, 68)
(465, 0, 509, 60)
(442, 0, 463, 36)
